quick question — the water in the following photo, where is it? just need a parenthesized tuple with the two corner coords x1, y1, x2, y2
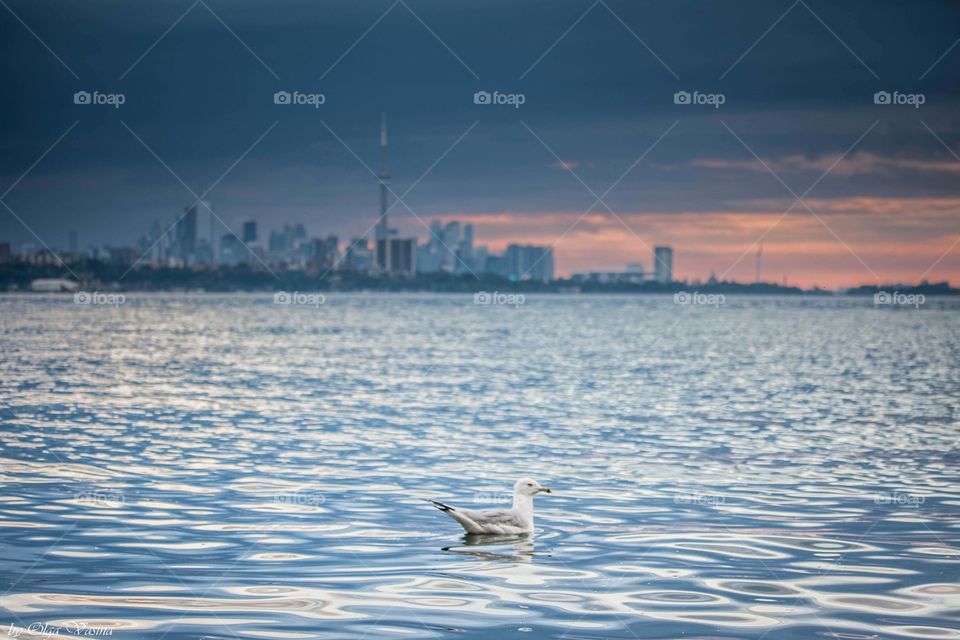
(1, 293, 958, 639)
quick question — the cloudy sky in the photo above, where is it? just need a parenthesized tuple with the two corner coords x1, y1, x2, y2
(1, 0, 959, 286)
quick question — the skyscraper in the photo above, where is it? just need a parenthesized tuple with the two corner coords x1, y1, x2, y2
(455, 223, 474, 274)
(243, 221, 257, 244)
(387, 238, 416, 276)
(208, 207, 215, 251)
(504, 244, 554, 282)
(220, 233, 243, 265)
(654, 246, 673, 283)
(417, 222, 444, 273)
(345, 237, 372, 272)
(441, 221, 460, 272)
(175, 202, 201, 262)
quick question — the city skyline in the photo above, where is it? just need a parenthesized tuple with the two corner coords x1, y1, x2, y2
(1, 1, 959, 287)
(7, 201, 958, 288)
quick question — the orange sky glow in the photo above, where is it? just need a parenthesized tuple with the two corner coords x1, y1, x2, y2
(408, 197, 960, 288)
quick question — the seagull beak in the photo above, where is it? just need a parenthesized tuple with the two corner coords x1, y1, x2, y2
(539, 487, 553, 494)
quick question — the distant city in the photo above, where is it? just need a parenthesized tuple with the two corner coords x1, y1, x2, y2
(0, 115, 680, 288)
(4, 116, 949, 295)
(0, 216, 680, 287)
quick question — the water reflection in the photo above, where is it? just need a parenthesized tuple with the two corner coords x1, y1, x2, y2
(0, 294, 958, 639)
(442, 533, 537, 562)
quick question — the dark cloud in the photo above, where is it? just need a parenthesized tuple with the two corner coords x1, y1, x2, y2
(1, 0, 958, 251)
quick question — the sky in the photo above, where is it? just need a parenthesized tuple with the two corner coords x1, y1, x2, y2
(1, 0, 959, 287)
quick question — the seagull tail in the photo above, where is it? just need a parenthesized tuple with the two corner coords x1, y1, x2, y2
(422, 498, 483, 534)
(424, 498, 455, 513)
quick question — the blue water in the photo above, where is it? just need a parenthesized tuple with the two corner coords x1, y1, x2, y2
(1, 293, 958, 639)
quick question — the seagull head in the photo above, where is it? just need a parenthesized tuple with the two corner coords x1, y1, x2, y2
(515, 477, 552, 497)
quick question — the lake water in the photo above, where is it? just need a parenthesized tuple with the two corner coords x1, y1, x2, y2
(1, 293, 958, 639)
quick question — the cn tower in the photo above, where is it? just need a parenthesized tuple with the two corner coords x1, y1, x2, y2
(373, 113, 392, 273)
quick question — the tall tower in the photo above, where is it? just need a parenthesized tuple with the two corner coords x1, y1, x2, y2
(375, 113, 391, 273)
(376, 113, 390, 242)
(370, 114, 417, 276)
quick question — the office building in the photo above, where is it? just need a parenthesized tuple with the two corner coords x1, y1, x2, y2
(377, 237, 416, 276)
(242, 221, 257, 244)
(220, 234, 245, 265)
(174, 203, 200, 262)
(344, 237, 373, 272)
(503, 244, 554, 282)
(654, 246, 673, 283)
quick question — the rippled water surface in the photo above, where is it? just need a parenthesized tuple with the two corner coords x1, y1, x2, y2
(2, 293, 959, 639)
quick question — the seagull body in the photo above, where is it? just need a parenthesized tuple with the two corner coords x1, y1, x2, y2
(429, 478, 553, 535)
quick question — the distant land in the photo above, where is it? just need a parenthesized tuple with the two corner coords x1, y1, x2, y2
(2, 260, 957, 296)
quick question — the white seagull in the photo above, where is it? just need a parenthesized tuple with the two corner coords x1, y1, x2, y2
(428, 478, 553, 535)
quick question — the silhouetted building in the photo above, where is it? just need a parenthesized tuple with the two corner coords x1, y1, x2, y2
(485, 253, 507, 277)
(443, 222, 461, 270)
(108, 247, 138, 266)
(454, 223, 474, 274)
(572, 268, 645, 284)
(175, 203, 201, 263)
(377, 237, 416, 276)
(417, 220, 447, 273)
(504, 244, 554, 282)
(473, 244, 488, 273)
(344, 237, 372, 272)
(194, 240, 214, 265)
(220, 234, 244, 265)
(242, 221, 257, 244)
(27, 249, 62, 266)
(268, 224, 307, 263)
(307, 235, 339, 271)
(654, 246, 673, 283)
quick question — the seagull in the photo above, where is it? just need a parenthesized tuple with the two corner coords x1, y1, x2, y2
(428, 478, 553, 535)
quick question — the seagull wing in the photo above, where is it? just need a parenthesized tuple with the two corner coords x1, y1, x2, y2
(428, 500, 487, 534)
(464, 508, 521, 525)
(453, 506, 528, 534)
